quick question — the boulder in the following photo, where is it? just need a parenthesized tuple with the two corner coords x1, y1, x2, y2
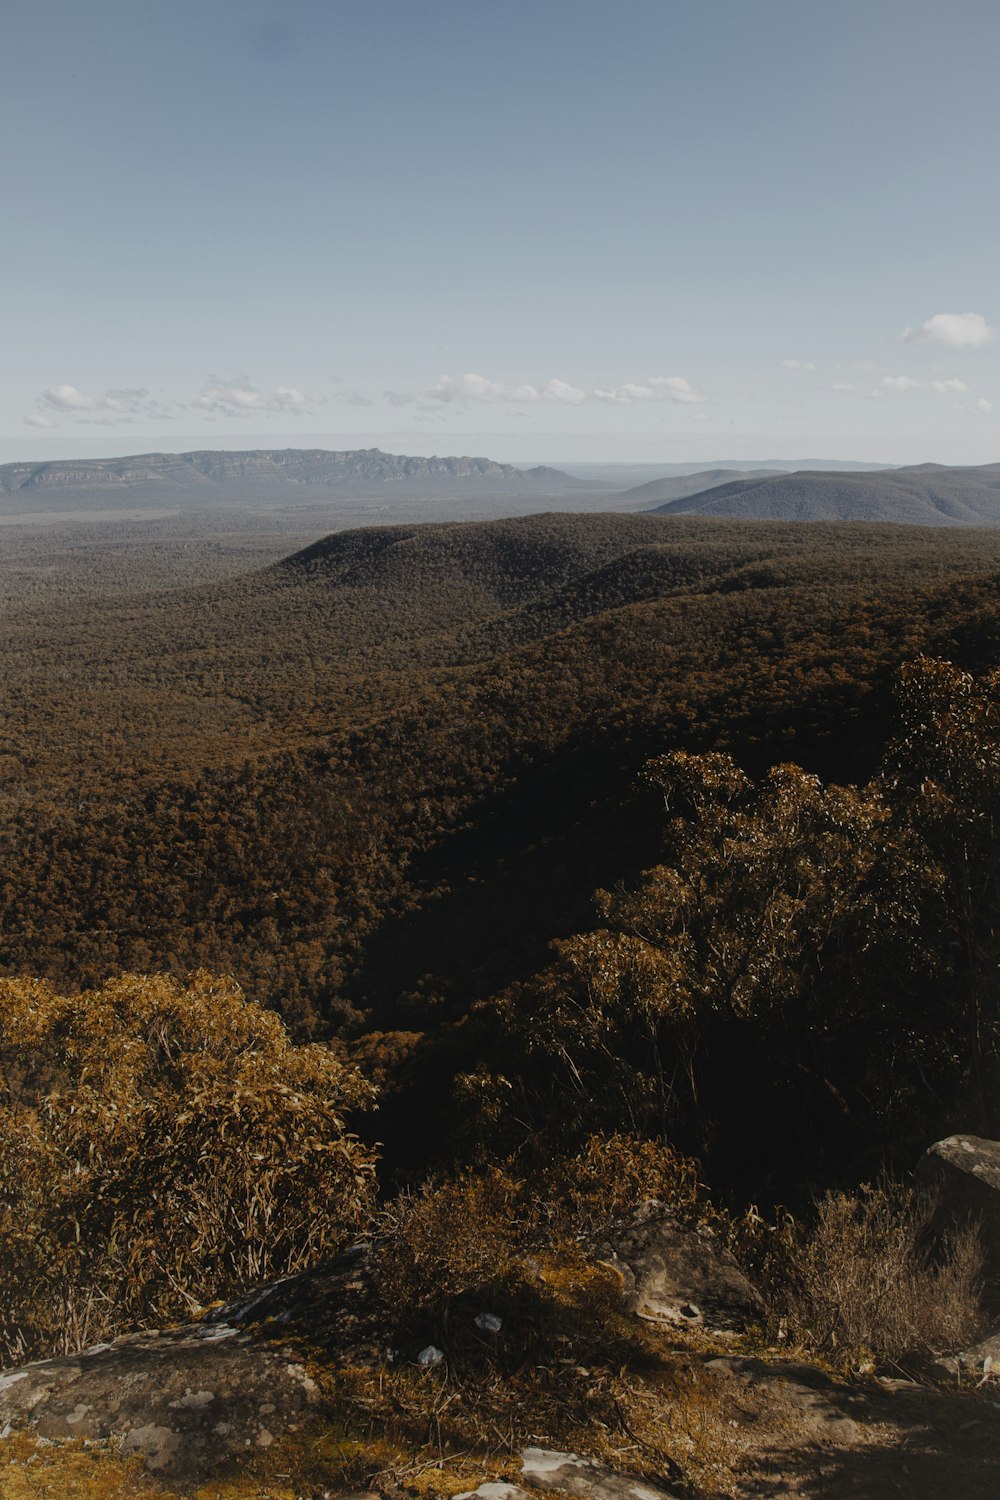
(917, 1134, 1000, 1272)
(597, 1209, 763, 1334)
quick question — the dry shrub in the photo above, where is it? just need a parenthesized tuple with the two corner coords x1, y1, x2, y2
(742, 1179, 985, 1367)
(377, 1168, 525, 1313)
(0, 971, 377, 1362)
(544, 1132, 703, 1233)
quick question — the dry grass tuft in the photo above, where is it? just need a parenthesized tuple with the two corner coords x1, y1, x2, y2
(736, 1179, 986, 1369)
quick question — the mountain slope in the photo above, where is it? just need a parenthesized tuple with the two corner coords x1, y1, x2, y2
(651, 462, 1000, 525)
(615, 467, 785, 506)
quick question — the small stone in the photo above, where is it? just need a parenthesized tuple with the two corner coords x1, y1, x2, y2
(169, 1389, 215, 1409)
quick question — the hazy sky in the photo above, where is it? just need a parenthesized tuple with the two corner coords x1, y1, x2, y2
(4, 0, 999, 465)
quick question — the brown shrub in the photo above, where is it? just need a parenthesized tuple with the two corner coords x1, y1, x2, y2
(542, 1132, 703, 1234)
(376, 1168, 525, 1314)
(0, 971, 377, 1362)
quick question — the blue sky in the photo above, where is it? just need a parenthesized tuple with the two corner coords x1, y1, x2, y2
(4, 0, 999, 465)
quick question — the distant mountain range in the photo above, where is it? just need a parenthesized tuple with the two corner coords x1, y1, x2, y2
(0, 448, 602, 513)
(567, 458, 894, 485)
(9, 448, 1000, 528)
(648, 462, 1000, 526)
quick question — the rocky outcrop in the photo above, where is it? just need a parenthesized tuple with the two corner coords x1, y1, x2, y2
(0, 1321, 321, 1477)
(4, 1211, 1000, 1496)
(0, 1243, 380, 1480)
(917, 1134, 1000, 1273)
(597, 1209, 763, 1334)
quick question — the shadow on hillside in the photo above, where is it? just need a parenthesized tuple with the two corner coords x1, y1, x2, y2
(344, 730, 665, 1030)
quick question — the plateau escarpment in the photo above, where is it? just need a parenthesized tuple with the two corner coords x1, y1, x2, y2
(0, 446, 603, 513)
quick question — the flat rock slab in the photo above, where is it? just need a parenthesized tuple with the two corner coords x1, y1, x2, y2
(0, 1321, 321, 1477)
(520, 1447, 683, 1500)
(598, 1211, 763, 1334)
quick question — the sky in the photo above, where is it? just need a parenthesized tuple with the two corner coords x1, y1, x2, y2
(3, 0, 1000, 466)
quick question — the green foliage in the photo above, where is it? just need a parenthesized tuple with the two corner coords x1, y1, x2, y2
(0, 971, 377, 1362)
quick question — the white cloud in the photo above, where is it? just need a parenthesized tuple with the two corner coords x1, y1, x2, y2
(425, 372, 586, 404)
(541, 377, 587, 404)
(930, 378, 969, 394)
(24, 413, 56, 427)
(427, 373, 539, 403)
(782, 359, 816, 371)
(192, 379, 320, 416)
(37, 384, 173, 421)
(903, 312, 993, 348)
(106, 388, 173, 417)
(333, 387, 375, 407)
(41, 384, 98, 411)
(389, 370, 705, 408)
(878, 375, 972, 397)
(649, 375, 706, 404)
(975, 398, 993, 413)
(593, 383, 656, 404)
(831, 382, 856, 392)
(881, 375, 922, 391)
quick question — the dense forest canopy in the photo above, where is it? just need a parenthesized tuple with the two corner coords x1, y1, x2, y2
(4, 511, 1000, 1197)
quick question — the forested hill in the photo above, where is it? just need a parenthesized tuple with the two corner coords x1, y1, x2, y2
(5, 510, 1000, 1049)
(651, 460, 1000, 524)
